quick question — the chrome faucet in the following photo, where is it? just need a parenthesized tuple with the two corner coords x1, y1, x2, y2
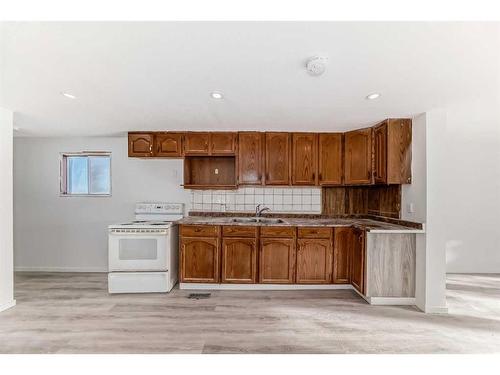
(255, 204, 271, 217)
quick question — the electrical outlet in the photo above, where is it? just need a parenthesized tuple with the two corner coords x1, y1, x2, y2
(408, 203, 415, 214)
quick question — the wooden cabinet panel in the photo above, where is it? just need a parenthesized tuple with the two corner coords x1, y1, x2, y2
(344, 128, 372, 185)
(333, 227, 351, 284)
(155, 132, 183, 157)
(184, 133, 210, 155)
(238, 132, 263, 185)
(298, 227, 332, 239)
(180, 237, 220, 283)
(296, 238, 333, 284)
(292, 133, 318, 185)
(373, 123, 387, 184)
(128, 133, 154, 157)
(260, 226, 295, 238)
(181, 225, 220, 237)
(221, 238, 257, 283)
(183, 156, 237, 189)
(264, 132, 290, 185)
(387, 119, 412, 184)
(318, 133, 343, 186)
(211, 132, 237, 155)
(259, 238, 296, 284)
(222, 225, 258, 238)
(350, 228, 365, 294)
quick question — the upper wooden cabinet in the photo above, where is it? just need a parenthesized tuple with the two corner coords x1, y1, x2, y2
(374, 119, 412, 184)
(292, 133, 318, 185)
(128, 133, 154, 157)
(238, 132, 263, 185)
(344, 128, 372, 185)
(265, 132, 290, 185)
(318, 133, 343, 186)
(155, 132, 183, 157)
(211, 132, 237, 155)
(184, 132, 210, 155)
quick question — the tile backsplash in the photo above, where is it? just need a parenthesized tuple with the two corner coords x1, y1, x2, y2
(189, 187, 322, 213)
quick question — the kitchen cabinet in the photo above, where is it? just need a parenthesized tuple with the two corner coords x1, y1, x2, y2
(238, 132, 263, 185)
(296, 227, 333, 284)
(350, 228, 365, 294)
(344, 128, 372, 185)
(333, 227, 351, 284)
(221, 238, 257, 283)
(180, 237, 220, 283)
(318, 133, 343, 186)
(211, 132, 237, 155)
(292, 133, 318, 185)
(128, 133, 154, 157)
(264, 132, 290, 185)
(184, 132, 210, 155)
(259, 236, 296, 284)
(374, 119, 412, 184)
(155, 132, 183, 157)
(183, 156, 236, 189)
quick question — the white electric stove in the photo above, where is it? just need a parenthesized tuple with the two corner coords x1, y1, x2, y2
(108, 202, 184, 294)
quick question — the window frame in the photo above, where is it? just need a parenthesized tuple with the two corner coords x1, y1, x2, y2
(59, 151, 112, 197)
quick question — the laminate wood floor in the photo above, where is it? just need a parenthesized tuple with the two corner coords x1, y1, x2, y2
(0, 273, 499, 353)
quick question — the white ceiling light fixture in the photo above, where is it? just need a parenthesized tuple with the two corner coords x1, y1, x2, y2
(61, 91, 77, 99)
(306, 56, 328, 76)
(366, 93, 381, 100)
(210, 91, 224, 100)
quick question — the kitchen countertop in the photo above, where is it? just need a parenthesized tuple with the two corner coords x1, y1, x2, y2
(177, 216, 425, 233)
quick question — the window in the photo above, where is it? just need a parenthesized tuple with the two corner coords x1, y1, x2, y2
(60, 152, 111, 196)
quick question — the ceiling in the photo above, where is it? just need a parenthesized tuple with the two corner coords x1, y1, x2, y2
(1, 22, 499, 137)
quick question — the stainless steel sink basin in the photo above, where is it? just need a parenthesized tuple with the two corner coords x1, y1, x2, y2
(231, 217, 284, 224)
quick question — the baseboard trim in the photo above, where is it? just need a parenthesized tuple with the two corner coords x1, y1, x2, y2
(0, 300, 16, 313)
(366, 297, 416, 306)
(15, 266, 107, 273)
(179, 283, 354, 290)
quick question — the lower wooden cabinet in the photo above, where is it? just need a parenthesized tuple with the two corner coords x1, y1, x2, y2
(180, 237, 220, 283)
(333, 227, 352, 284)
(296, 238, 333, 284)
(350, 228, 366, 294)
(259, 238, 296, 284)
(221, 238, 257, 283)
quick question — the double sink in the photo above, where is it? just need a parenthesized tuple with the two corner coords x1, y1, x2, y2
(231, 217, 285, 224)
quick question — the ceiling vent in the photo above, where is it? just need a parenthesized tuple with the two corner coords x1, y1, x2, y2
(306, 56, 328, 76)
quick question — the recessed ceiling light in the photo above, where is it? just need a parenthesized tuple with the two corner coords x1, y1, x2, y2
(366, 93, 381, 100)
(61, 92, 77, 99)
(210, 91, 224, 100)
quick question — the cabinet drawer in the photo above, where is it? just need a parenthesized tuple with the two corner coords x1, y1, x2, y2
(260, 226, 295, 238)
(181, 225, 220, 237)
(222, 225, 257, 237)
(298, 227, 332, 239)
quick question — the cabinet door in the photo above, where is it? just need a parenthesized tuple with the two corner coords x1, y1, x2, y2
(265, 132, 290, 185)
(155, 133, 183, 157)
(292, 133, 318, 185)
(333, 227, 351, 284)
(221, 238, 257, 283)
(373, 122, 388, 184)
(180, 237, 220, 283)
(350, 229, 365, 294)
(184, 133, 210, 155)
(238, 132, 263, 185)
(259, 238, 296, 283)
(128, 133, 154, 157)
(296, 238, 333, 284)
(211, 132, 237, 155)
(318, 133, 343, 185)
(344, 128, 372, 185)
(386, 119, 412, 184)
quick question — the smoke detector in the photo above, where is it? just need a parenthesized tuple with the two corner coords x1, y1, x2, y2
(306, 56, 328, 76)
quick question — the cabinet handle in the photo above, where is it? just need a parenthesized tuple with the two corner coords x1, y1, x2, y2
(312, 172, 315, 180)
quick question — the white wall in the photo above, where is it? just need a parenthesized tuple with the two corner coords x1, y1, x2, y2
(0, 108, 15, 312)
(14, 136, 190, 272)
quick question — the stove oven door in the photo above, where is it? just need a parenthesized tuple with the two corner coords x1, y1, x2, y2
(108, 229, 168, 271)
